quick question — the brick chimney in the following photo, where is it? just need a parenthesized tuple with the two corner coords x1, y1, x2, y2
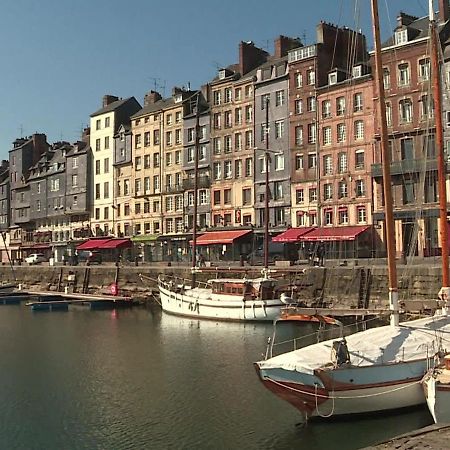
(396, 12, 418, 28)
(239, 41, 268, 76)
(440, 0, 450, 22)
(274, 35, 301, 58)
(144, 90, 162, 107)
(31, 133, 48, 164)
(102, 95, 119, 108)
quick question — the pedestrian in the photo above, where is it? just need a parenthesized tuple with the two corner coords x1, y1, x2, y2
(317, 243, 325, 267)
(198, 254, 206, 267)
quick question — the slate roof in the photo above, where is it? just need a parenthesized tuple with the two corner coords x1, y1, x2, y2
(90, 97, 135, 118)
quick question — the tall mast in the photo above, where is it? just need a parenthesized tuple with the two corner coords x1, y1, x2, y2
(264, 96, 270, 271)
(371, 0, 399, 326)
(191, 92, 201, 285)
(430, 0, 450, 307)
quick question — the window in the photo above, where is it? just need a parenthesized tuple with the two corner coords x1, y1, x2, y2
(322, 126, 332, 146)
(309, 187, 317, 202)
(324, 210, 333, 226)
(213, 190, 221, 205)
(420, 94, 434, 118)
(295, 126, 303, 146)
(245, 85, 253, 98)
(357, 206, 367, 223)
(188, 192, 194, 207)
(354, 120, 364, 140)
(175, 111, 181, 123)
(73, 196, 78, 206)
(235, 88, 242, 101)
(399, 98, 413, 123)
(356, 179, 365, 197)
(337, 123, 346, 142)
(398, 63, 410, 86)
(245, 105, 253, 123)
(308, 153, 317, 169)
(307, 123, 316, 144)
(386, 102, 392, 126)
(153, 153, 160, 168)
(224, 135, 232, 153)
(134, 179, 141, 195)
(104, 207, 109, 220)
(338, 208, 349, 224)
(273, 182, 283, 200)
(235, 108, 242, 125)
(51, 179, 60, 192)
(338, 181, 348, 198)
(95, 160, 100, 175)
(124, 179, 130, 195)
(103, 157, 109, 174)
(261, 93, 270, 109)
(175, 129, 182, 144)
(395, 29, 408, 45)
(166, 131, 172, 146)
(259, 156, 269, 173)
(213, 90, 222, 105)
(275, 90, 285, 106)
(306, 96, 316, 112)
(224, 160, 232, 179)
(338, 152, 348, 173)
(235, 159, 242, 178)
(355, 150, 365, 169)
(323, 155, 332, 175)
(383, 67, 390, 89)
(245, 158, 252, 177)
(235, 133, 242, 150)
(295, 154, 304, 170)
(224, 87, 232, 103)
(175, 150, 181, 165)
(323, 183, 332, 200)
(104, 116, 110, 128)
(72, 157, 78, 168)
(165, 152, 172, 167)
(144, 176, 150, 193)
(96, 119, 101, 130)
(72, 174, 78, 186)
(245, 130, 253, 149)
(242, 188, 251, 205)
(224, 110, 232, 128)
(336, 97, 345, 116)
(295, 72, 303, 87)
(418, 58, 430, 81)
(295, 99, 303, 115)
(95, 208, 100, 220)
(322, 100, 331, 118)
(353, 93, 363, 112)
(199, 190, 208, 205)
(95, 183, 100, 200)
(36, 200, 41, 212)
(402, 179, 415, 204)
(213, 137, 221, 155)
(144, 155, 151, 169)
(224, 189, 231, 204)
(187, 127, 195, 142)
(95, 138, 100, 151)
(135, 134, 142, 148)
(104, 136, 110, 149)
(213, 162, 222, 180)
(307, 69, 315, 85)
(166, 114, 172, 125)
(275, 120, 284, 139)
(153, 129, 160, 145)
(296, 189, 304, 204)
(328, 72, 337, 85)
(353, 65, 362, 78)
(165, 197, 173, 212)
(401, 138, 414, 160)
(275, 154, 284, 171)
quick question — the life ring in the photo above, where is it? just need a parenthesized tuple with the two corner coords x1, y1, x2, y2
(110, 283, 118, 296)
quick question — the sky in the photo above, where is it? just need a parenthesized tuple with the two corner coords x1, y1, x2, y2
(0, 0, 430, 159)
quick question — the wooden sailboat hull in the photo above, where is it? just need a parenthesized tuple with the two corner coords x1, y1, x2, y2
(423, 369, 450, 423)
(255, 359, 429, 418)
(158, 282, 285, 322)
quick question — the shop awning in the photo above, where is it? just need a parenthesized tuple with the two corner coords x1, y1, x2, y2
(98, 238, 132, 249)
(299, 226, 370, 242)
(76, 238, 111, 250)
(193, 229, 252, 245)
(272, 227, 316, 243)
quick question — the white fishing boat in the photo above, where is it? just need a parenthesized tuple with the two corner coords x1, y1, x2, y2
(158, 273, 292, 321)
(423, 354, 450, 423)
(255, 0, 450, 419)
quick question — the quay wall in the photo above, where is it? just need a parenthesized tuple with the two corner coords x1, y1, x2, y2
(0, 264, 442, 310)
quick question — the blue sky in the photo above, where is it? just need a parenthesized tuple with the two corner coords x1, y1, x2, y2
(0, 0, 428, 159)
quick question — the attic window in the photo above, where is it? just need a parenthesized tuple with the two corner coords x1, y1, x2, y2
(174, 94, 183, 103)
(219, 69, 227, 80)
(352, 65, 362, 78)
(328, 72, 337, 85)
(395, 29, 408, 45)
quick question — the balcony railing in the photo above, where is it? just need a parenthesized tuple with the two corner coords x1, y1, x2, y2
(163, 184, 184, 194)
(371, 158, 449, 177)
(183, 176, 211, 190)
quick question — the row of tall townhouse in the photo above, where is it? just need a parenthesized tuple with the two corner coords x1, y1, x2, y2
(3, 5, 450, 263)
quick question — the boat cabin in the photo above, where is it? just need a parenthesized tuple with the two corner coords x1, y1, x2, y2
(210, 278, 278, 300)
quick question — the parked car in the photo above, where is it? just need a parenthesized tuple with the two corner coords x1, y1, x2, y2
(25, 253, 48, 265)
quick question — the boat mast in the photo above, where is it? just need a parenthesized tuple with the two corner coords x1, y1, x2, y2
(371, 0, 399, 326)
(429, 0, 450, 308)
(264, 95, 270, 271)
(191, 92, 201, 285)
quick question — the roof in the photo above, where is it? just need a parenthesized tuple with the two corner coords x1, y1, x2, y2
(194, 229, 252, 245)
(77, 238, 131, 250)
(131, 97, 175, 119)
(299, 226, 370, 242)
(272, 227, 316, 243)
(90, 97, 136, 118)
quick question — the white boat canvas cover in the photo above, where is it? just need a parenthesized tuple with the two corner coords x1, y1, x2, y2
(259, 315, 450, 375)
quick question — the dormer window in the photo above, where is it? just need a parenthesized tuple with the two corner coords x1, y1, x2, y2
(352, 65, 362, 78)
(219, 69, 227, 80)
(174, 94, 183, 103)
(328, 71, 337, 85)
(395, 29, 408, 45)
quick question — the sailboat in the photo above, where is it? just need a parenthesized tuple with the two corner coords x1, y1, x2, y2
(158, 94, 293, 321)
(254, 0, 450, 419)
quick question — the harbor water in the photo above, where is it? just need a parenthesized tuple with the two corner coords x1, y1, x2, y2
(0, 305, 433, 449)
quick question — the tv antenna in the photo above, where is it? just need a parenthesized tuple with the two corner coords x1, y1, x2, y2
(148, 77, 166, 97)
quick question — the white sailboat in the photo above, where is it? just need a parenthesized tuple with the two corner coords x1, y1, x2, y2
(423, 354, 450, 423)
(254, 0, 450, 419)
(158, 94, 293, 321)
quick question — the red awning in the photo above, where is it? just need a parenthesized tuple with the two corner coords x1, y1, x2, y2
(98, 239, 132, 249)
(76, 238, 111, 250)
(272, 227, 316, 243)
(193, 230, 252, 245)
(299, 226, 370, 242)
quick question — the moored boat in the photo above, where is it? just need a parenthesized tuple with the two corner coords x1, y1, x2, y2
(423, 354, 450, 423)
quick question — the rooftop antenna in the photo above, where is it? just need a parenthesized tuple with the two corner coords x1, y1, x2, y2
(18, 124, 24, 137)
(301, 30, 307, 45)
(148, 77, 166, 97)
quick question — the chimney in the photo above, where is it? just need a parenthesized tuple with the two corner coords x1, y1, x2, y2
(239, 41, 268, 76)
(274, 35, 301, 58)
(144, 90, 162, 107)
(396, 12, 418, 28)
(31, 133, 48, 164)
(102, 95, 119, 108)
(440, 0, 450, 22)
(81, 127, 90, 143)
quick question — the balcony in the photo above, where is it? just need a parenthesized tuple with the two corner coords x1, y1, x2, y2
(183, 176, 211, 190)
(371, 159, 448, 177)
(164, 184, 184, 194)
